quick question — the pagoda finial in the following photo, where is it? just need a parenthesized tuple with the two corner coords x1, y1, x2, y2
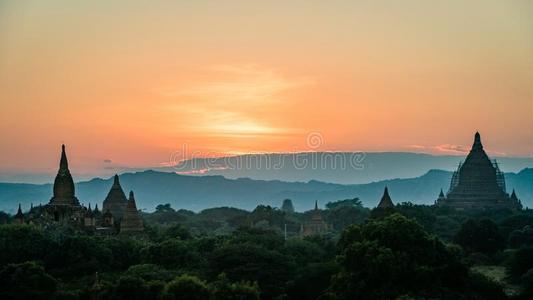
(314, 200, 318, 211)
(472, 132, 483, 150)
(439, 189, 445, 198)
(15, 203, 24, 219)
(128, 190, 138, 210)
(113, 174, 120, 185)
(59, 144, 69, 172)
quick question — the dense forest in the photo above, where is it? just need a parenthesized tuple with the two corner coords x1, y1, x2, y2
(0, 199, 532, 299)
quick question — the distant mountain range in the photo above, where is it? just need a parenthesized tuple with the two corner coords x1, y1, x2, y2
(157, 152, 533, 184)
(2, 168, 533, 214)
(3, 152, 533, 185)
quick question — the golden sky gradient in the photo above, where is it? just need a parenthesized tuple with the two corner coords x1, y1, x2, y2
(1, 0, 533, 174)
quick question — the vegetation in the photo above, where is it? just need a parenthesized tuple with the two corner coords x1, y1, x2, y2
(1, 202, 533, 299)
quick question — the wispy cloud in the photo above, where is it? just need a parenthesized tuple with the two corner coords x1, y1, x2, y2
(407, 144, 506, 156)
(156, 64, 313, 138)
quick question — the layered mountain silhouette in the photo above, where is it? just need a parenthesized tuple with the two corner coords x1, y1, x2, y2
(2, 168, 533, 213)
(158, 152, 533, 184)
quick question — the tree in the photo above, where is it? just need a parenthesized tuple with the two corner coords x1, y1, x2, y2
(0, 261, 57, 299)
(156, 203, 175, 213)
(282, 238, 326, 266)
(0, 224, 54, 265)
(124, 264, 175, 282)
(508, 246, 533, 280)
(209, 243, 294, 299)
(162, 224, 192, 240)
(163, 274, 210, 300)
(286, 262, 338, 300)
(210, 274, 260, 300)
(325, 205, 369, 230)
(454, 219, 505, 254)
(331, 214, 473, 299)
(325, 197, 362, 210)
(508, 225, 533, 248)
(112, 276, 151, 300)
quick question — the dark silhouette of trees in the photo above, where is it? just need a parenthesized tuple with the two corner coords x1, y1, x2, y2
(454, 219, 505, 254)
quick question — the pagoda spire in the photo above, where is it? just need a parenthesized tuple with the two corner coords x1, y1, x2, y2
(14, 203, 24, 223)
(128, 191, 137, 209)
(59, 144, 69, 173)
(377, 187, 394, 208)
(314, 200, 318, 210)
(113, 174, 120, 186)
(472, 132, 483, 151)
(439, 189, 445, 198)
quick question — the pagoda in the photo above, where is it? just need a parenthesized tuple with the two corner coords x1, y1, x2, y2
(49, 145, 80, 206)
(377, 187, 394, 209)
(436, 132, 522, 211)
(301, 201, 329, 236)
(120, 191, 144, 233)
(44, 145, 83, 222)
(370, 187, 396, 219)
(102, 174, 128, 220)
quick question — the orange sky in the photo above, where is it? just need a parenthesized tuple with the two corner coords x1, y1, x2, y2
(1, 0, 533, 175)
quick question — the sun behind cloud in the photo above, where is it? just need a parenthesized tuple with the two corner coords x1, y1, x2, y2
(157, 64, 314, 140)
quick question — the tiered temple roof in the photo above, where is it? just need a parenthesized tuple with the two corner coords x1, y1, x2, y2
(49, 145, 80, 206)
(102, 175, 128, 220)
(377, 187, 394, 208)
(436, 132, 521, 211)
(120, 191, 144, 233)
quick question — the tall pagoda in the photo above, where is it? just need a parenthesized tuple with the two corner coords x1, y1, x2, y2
(49, 145, 80, 206)
(436, 132, 522, 211)
(44, 145, 83, 222)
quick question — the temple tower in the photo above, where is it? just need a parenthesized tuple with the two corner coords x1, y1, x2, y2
(377, 187, 394, 208)
(13, 204, 24, 224)
(102, 174, 128, 220)
(120, 191, 144, 233)
(49, 145, 80, 206)
(301, 200, 329, 236)
(436, 132, 522, 211)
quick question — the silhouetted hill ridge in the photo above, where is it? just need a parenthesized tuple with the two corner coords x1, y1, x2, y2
(2, 168, 532, 213)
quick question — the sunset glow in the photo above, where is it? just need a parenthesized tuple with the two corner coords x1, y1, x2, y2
(1, 0, 533, 176)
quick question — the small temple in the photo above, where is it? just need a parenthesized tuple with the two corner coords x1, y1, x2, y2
(377, 187, 394, 209)
(10, 145, 144, 234)
(120, 191, 144, 233)
(102, 174, 129, 220)
(436, 132, 522, 211)
(370, 187, 396, 218)
(301, 201, 329, 236)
